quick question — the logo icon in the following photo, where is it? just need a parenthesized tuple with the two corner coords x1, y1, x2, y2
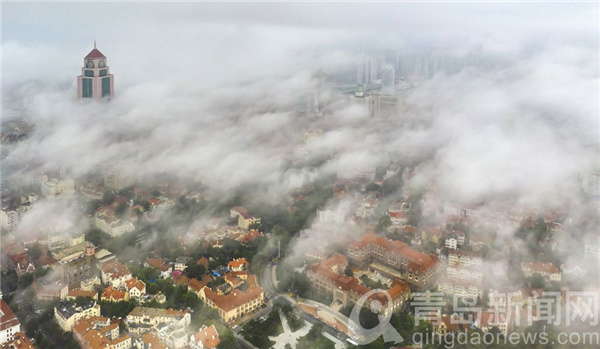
(348, 288, 404, 345)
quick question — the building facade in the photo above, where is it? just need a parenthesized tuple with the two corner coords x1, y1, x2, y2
(77, 42, 114, 100)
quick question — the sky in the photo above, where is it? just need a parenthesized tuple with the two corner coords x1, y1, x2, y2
(2, 2, 599, 270)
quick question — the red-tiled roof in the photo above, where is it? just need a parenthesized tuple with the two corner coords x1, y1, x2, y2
(0, 299, 20, 331)
(85, 48, 105, 58)
(203, 286, 263, 312)
(521, 262, 560, 274)
(227, 258, 249, 269)
(193, 325, 220, 349)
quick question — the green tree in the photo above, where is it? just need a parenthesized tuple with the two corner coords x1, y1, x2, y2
(18, 273, 34, 289)
(376, 215, 392, 233)
(28, 244, 42, 260)
(186, 263, 206, 279)
(115, 202, 128, 218)
(344, 264, 354, 277)
(217, 329, 236, 349)
(102, 190, 116, 205)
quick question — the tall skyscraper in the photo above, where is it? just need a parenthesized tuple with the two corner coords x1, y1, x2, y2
(77, 42, 114, 100)
(381, 64, 396, 96)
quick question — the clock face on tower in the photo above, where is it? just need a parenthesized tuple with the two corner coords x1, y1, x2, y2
(98, 60, 105, 68)
(86, 60, 94, 68)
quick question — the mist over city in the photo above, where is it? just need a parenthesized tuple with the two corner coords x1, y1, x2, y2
(1, 3, 599, 349)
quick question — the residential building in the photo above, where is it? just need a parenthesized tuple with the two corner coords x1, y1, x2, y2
(101, 286, 130, 302)
(54, 300, 101, 332)
(521, 262, 562, 282)
(0, 332, 35, 349)
(381, 64, 396, 96)
(124, 278, 146, 299)
(347, 233, 440, 290)
(445, 238, 458, 250)
(0, 299, 20, 345)
(65, 289, 99, 302)
(102, 262, 133, 288)
(145, 258, 172, 279)
(77, 42, 114, 100)
(174, 257, 191, 272)
(227, 258, 249, 272)
(237, 212, 260, 230)
(31, 276, 68, 301)
(199, 286, 264, 323)
(41, 177, 75, 197)
(73, 316, 131, 349)
(95, 213, 135, 237)
(190, 325, 220, 349)
(133, 333, 166, 349)
(154, 323, 187, 349)
(373, 91, 403, 119)
(125, 307, 190, 336)
(307, 254, 411, 314)
(447, 249, 483, 267)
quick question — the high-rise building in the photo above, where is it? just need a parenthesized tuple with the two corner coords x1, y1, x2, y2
(381, 64, 396, 96)
(582, 168, 600, 199)
(77, 42, 114, 100)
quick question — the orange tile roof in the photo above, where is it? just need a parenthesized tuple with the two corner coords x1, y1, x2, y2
(125, 277, 146, 291)
(101, 286, 128, 301)
(141, 333, 167, 349)
(203, 286, 263, 312)
(0, 332, 34, 349)
(0, 299, 20, 332)
(521, 262, 560, 274)
(68, 289, 98, 300)
(193, 325, 220, 349)
(320, 253, 347, 269)
(227, 258, 249, 269)
(146, 258, 171, 272)
(188, 275, 212, 292)
(102, 262, 131, 279)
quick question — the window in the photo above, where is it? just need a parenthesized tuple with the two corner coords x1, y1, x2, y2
(84, 70, 94, 77)
(102, 77, 111, 97)
(99, 69, 107, 77)
(82, 78, 93, 98)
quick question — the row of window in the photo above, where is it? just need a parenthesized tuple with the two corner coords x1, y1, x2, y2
(84, 69, 108, 77)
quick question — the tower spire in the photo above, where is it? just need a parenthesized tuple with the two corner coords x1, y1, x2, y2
(94, 40, 96, 49)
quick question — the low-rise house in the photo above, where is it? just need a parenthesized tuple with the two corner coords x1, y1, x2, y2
(31, 276, 68, 301)
(174, 257, 192, 272)
(0, 331, 35, 349)
(196, 257, 209, 270)
(133, 333, 166, 349)
(54, 300, 101, 332)
(102, 262, 133, 288)
(190, 325, 220, 349)
(187, 276, 212, 298)
(154, 323, 187, 349)
(94, 249, 117, 270)
(80, 275, 102, 291)
(1, 299, 21, 344)
(227, 258, 249, 272)
(73, 316, 132, 349)
(521, 262, 562, 282)
(65, 289, 99, 302)
(145, 258, 172, 279)
(101, 286, 130, 302)
(125, 307, 190, 336)
(474, 311, 509, 336)
(125, 278, 146, 299)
